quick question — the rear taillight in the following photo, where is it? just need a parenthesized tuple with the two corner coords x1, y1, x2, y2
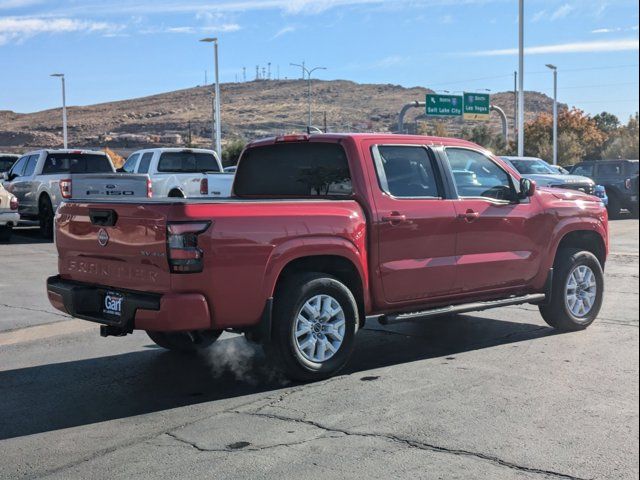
(9, 196, 18, 210)
(167, 221, 211, 274)
(59, 179, 72, 199)
(146, 178, 153, 198)
(625, 178, 632, 190)
(200, 178, 209, 196)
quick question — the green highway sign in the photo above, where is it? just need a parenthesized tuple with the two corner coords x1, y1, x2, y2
(426, 94, 463, 117)
(463, 92, 491, 121)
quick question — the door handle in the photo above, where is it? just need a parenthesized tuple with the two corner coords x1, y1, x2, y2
(457, 210, 480, 222)
(382, 212, 407, 224)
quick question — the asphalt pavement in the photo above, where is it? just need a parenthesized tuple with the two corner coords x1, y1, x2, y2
(0, 219, 638, 479)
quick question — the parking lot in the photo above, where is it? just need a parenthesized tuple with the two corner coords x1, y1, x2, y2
(0, 218, 638, 479)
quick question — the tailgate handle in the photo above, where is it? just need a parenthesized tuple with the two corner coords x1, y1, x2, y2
(89, 209, 118, 227)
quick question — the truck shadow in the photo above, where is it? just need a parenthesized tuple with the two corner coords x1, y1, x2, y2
(9, 225, 52, 245)
(0, 314, 557, 440)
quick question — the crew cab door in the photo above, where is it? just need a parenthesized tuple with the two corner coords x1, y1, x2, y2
(368, 144, 459, 305)
(443, 147, 543, 293)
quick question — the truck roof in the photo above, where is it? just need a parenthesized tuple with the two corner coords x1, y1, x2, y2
(22, 149, 107, 156)
(131, 147, 218, 155)
(246, 133, 484, 150)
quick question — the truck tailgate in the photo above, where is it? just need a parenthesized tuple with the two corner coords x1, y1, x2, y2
(56, 201, 171, 292)
(71, 173, 150, 200)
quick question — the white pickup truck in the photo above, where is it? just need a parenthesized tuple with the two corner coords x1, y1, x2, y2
(72, 148, 234, 200)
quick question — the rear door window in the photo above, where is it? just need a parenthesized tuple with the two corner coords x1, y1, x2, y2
(571, 164, 594, 177)
(0, 156, 18, 172)
(137, 152, 154, 174)
(157, 151, 220, 173)
(23, 155, 39, 177)
(374, 145, 441, 198)
(235, 142, 352, 196)
(597, 162, 623, 176)
(626, 162, 639, 176)
(42, 153, 113, 174)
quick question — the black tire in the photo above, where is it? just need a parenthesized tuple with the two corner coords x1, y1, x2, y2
(539, 248, 604, 331)
(265, 272, 359, 382)
(606, 194, 622, 219)
(146, 330, 222, 353)
(39, 195, 54, 239)
(0, 226, 12, 242)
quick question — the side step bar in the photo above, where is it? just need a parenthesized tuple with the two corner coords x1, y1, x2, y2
(379, 293, 546, 326)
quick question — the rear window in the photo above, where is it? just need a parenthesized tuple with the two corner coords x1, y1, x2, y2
(42, 153, 113, 174)
(157, 151, 220, 173)
(627, 161, 639, 176)
(234, 142, 352, 197)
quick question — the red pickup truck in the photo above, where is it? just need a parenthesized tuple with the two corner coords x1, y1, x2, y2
(47, 134, 608, 381)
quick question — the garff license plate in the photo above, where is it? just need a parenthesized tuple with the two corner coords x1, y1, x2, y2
(103, 291, 124, 317)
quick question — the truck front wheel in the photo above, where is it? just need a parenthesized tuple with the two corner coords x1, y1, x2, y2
(146, 330, 222, 353)
(539, 248, 604, 331)
(266, 273, 359, 382)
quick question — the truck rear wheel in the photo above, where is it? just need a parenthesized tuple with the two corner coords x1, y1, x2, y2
(606, 194, 621, 219)
(539, 248, 604, 331)
(146, 330, 222, 353)
(266, 272, 359, 382)
(39, 196, 54, 239)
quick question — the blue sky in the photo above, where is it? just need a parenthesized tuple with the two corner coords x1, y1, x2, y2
(1, 0, 638, 121)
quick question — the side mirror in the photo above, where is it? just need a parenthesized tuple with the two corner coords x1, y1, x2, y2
(116, 167, 125, 173)
(1, 172, 8, 181)
(519, 178, 536, 198)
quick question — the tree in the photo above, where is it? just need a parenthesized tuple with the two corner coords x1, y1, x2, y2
(460, 123, 508, 155)
(602, 113, 639, 159)
(524, 108, 606, 165)
(221, 139, 246, 167)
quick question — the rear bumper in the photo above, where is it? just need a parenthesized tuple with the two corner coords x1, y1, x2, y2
(0, 211, 19, 226)
(46, 275, 212, 332)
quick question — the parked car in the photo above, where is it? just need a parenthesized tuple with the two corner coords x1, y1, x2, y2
(0, 182, 19, 242)
(1, 149, 114, 238)
(570, 159, 639, 218)
(223, 165, 237, 174)
(47, 134, 608, 381)
(502, 156, 608, 205)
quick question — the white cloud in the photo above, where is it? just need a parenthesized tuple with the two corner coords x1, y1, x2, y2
(0, 16, 117, 44)
(272, 25, 296, 39)
(550, 4, 574, 21)
(469, 38, 640, 56)
(591, 25, 639, 34)
(0, 0, 41, 9)
(531, 10, 547, 23)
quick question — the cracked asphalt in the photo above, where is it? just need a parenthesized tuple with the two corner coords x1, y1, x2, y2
(0, 220, 638, 479)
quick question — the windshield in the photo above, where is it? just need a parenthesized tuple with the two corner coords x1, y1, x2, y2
(157, 151, 220, 173)
(509, 159, 556, 175)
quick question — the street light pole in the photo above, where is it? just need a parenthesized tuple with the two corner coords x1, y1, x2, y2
(517, 0, 525, 156)
(546, 64, 558, 165)
(50, 73, 67, 149)
(200, 37, 222, 159)
(290, 63, 327, 128)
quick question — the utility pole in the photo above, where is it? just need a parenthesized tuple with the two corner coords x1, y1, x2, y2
(255, 65, 259, 80)
(50, 73, 67, 149)
(517, 0, 525, 156)
(205, 70, 208, 86)
(513, 71, 518, 143)
(200, 37, 222, 159)
(546, 64, 558, 165)
(267, 62, 271, 80)
(242, 67, 246, 82)
(290, 63, 327, 128)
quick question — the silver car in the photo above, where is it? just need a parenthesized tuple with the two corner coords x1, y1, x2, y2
(2, 149, 114, 238)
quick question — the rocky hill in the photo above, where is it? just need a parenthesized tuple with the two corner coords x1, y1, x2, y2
(0, 79, 560, 152)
